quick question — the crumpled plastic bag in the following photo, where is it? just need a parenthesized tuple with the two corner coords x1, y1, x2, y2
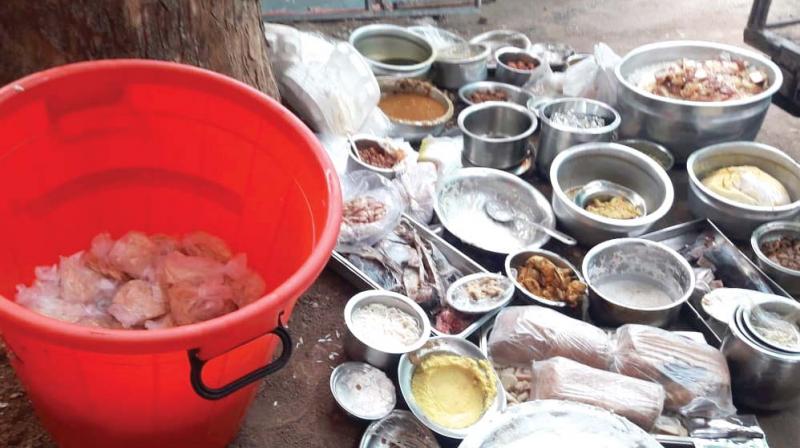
(316, 133, 350, 176)
(407, 24, 466, 52)
(393, 161, 438, 224)
(338, 171, 404, 248)
(417, 135, 463, 179)
(265, 24, 380, 135)
(487, 306, 613, 370)
(611, 324, 736, 418)
(522, 61, 565, 98)
(530, 357, 666, 431)
(563, 43, 621, 107)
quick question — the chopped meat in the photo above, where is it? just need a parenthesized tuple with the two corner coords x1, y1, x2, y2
(468, 89, 510, 104)
(108, 280, 168, 328)
(434, 307, 473, 334)
(343, 196, 387, 225)
(644, 55, 768, 101)
(108, 231, 158, 278)
(60, 253, 117, 304)
(515, 255, 586, 307)
(181, 231, 233, 263)
(168, 278, 237, 326)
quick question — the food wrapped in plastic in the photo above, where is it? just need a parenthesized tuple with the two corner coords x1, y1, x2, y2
(338, 171, 404, 247)
(529, 357, 665, 430)
(393, 161, 438, 224)
(611, 324, 736, 417)
(487, 306, 613, 369)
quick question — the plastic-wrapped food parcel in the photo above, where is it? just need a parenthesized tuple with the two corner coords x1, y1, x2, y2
(488, 306, 735, 422)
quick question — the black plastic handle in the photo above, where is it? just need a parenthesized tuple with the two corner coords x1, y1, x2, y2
(188, 316, 292, 400)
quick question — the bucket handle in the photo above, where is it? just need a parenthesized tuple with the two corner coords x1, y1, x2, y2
(187, 313, 292, 400)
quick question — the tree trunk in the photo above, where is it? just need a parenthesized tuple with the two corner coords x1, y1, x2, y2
(0, 0, 280, 99)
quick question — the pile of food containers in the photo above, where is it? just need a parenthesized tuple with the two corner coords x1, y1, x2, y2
(335, 22, 798, 447)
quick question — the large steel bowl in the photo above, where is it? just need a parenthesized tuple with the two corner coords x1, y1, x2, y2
(550, 142, 674, 246)
(751, 221, 800, 297)
(615, 41, 783, 162)
(378, 78, 454, 142)
(687, 142, 800, 240)
(582, 238, 695, 327)
(350, 24, 436, 78)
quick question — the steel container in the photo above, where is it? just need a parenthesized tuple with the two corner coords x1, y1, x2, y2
(550, 142, 674, 246)
(504, 248, 587, 318)
(458, 81, 533, 107)
(751, 221, 800, 297)
(615, 40, 783, 162)
(536, 97, 621, 177)
(617, 139, 675, 171)
(346, 134, 401, 179)
(687, 141, 800, 240)
(343, 290, 431, 370)
(350, 24, 436, 78)
(494, 47, 544, 86)
(469, 30, 531, 71)
(432, 43, 490, 89)
(378, 78, 454, 142)
(722, 303, 800, 411)
(582, 238, 695, 327)
(459, 102, 537, 169)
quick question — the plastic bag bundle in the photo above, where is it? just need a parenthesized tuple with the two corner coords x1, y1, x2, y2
(488, 306, 613, 369)
(611, 324, 736, 418)
(338, 171, 404, 247)
(563, 43, 621, 107)
(530, 357, 666, 430)
(392, 161, 438, 224)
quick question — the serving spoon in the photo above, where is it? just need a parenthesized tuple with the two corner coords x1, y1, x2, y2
(484, 201, 577, 246)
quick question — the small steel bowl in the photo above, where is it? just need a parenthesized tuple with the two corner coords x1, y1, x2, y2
(378, 78, 454, 142)
(494, 47, 544, 86)
(331, 361, 396, 420)
(469, 30, 532, 70)
(550, 142, 674, 246)
(458, 81, 533, 107)
(397, 336, 507, 439)
(359, 410, 439, 448)
(687, 142, 800, 240)
(722, 303, 800, 411)
(432, 43, 490, 89)
(617, 139, 675, 171)
(350, 24, 436, 78)
(459, 102, 537, 169)
(751, 221, 800, 297)
(444, 272, 514, 315)
(344, 290, 432, 370)
(582, 238, 695, 327)
(505, 248, 587, 317)
(346, 135, 403, 179)
(743, 298, 800, 353)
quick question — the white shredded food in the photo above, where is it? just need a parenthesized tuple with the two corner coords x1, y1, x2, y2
(350, 303, 422, 352)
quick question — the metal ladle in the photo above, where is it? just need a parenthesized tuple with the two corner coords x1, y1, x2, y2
(484, 201, 577, 246)
(572, 180, 647, 217)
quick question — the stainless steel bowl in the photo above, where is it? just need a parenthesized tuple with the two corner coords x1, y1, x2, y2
(687, 142, 800, 240)
(432, 43, 490, 89)
(505, 248, 587, 317)
(582, 238, 695, 327)
(350, 24, 436, 78)
(344, 290, 432, 370)
(722, 303, 800, 411)
(494, 47, 544, 86)
(615, 40, 784, 162)
(536, 97, 621, 177)
(397, 336, 507, 439)
(330, 362, 396, 420)
(346, 134, 401, 179)
(469, 30, 532, 70)
(617, 139, 675, 171)
(435, 167, 555, 256)
(751, 221, 800, 297)
(378, 78, 454, 142)
(458, 81, 533, 107)
(359, 410, 439, 448)
(459, 102, 537, 169)
(550, 142, 674, 246)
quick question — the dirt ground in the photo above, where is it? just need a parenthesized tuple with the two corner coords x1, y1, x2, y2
(1, 0, 799, 447)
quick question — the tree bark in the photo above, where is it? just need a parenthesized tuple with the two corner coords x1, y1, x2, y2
(0, 0, 280, 99)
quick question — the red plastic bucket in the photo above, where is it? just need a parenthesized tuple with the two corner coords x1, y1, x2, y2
(0, 60, 341, 447)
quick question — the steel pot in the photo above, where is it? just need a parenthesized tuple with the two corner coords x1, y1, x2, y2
(615, 40, 783, 162)
(432, 43, 490, 89)
(751, 221, 800, 297)
(350, 24, 436, 78)
(459, 102, 537, 169)
(494, 47, 544, 86)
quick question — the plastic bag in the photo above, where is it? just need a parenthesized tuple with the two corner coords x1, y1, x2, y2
(407, 24, 466, 52)
(393, 161, 438, 224)
(417, 135, 463, 179)
(265, 24, 380, 135)
(748, 305, 800, 350)
(315, 133, 350, 176)
(530, 357, 666, 430)
(487, 306, 613, 369)
(358, 108, 392, 137)
(563, 43, 621, 106)
(522, 62, 564, 97)
(611, 324, 736, 418)
(338, 171, 404, 247)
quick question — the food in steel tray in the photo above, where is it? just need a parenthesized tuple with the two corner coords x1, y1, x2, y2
(16, 231, 265, 329)
(468, 89, 510, 103)
(760, 236, 800, 271)
(701, 165, 790, 206)
(639, 54, 769, 101)
(549, 110, 606, 129)
(355, 140, 404, 169)
(411, 353, 497, 429)
(505, 58, 538, 71)
(585, 196, 642, 219)
(343, 196, 388, 225)
(515, 255, 587, 307)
